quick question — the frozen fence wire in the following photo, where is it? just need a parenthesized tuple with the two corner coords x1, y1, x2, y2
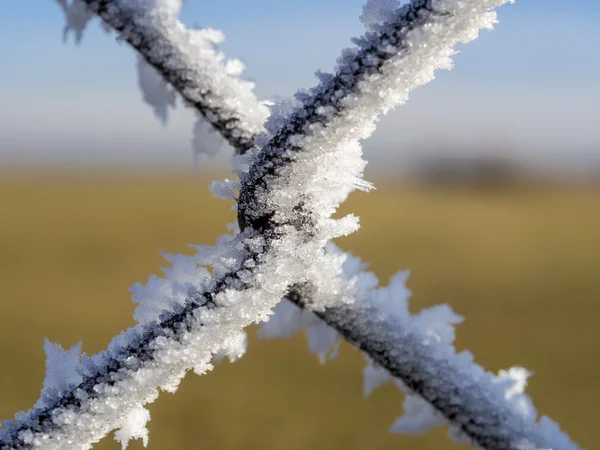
(0, 0, 581, 449)
(266, 254, 580, 449)
(0, 212, 356, 449)
(234, 0, 579, 447)
(62, 0, 268, 154)
(0, 1, 363, 445)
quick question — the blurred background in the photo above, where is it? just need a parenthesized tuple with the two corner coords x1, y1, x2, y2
(0, 1, 599, 449)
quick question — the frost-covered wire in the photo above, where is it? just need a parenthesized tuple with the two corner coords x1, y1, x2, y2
(55, 0, 252, 160)
(0, 211, 356, 449)
(67, 0, 268, 154)
(134, 52, 234, 162)
(0, 106, 363, 447)
(236, 0, 579, 448)
(6, 0, 581, 449)
(260, 244, 579, 449)
(0, 0, 369, 440)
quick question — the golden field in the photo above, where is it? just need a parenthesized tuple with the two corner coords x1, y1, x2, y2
(0, 171, 598, 449)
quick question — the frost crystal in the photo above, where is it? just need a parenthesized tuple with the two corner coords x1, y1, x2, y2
(56, 0, 94, 44)
(390, 395, 446, 435)
(113, 406, 150, 449)
(360, 0, 401, 29)
(130, 251, 211, 324)
(136, 56, 176, 125)
(213, 331, 248, 363)
(192, 118, 231, 161)
(239, 0, 575, 445)
(37, 340, 82, 406)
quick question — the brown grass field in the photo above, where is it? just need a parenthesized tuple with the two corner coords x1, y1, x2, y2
(0, 171, 598, 449)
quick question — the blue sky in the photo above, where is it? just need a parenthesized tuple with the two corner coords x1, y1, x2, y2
(0, 1, 599, 171)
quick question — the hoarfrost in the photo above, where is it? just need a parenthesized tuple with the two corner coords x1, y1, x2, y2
(37, 340, 83, 406)
(130, 251, 212, 324)
(136, 56, 176, 125)
(192, 118, 231, 161)
(213, 331, 248, 363)
(257, 301, 305, 340)
(56, 0, 268, 154)
(209, 179, 240, 201)
(113, 406, 150, 449)
(363, 358, 392, 397)
(360, 0, 401, 29)
(261, 242, 578, 447)
(390, 393, 446, 435)
(258, 300, 340, 363)
(56, 0, 94, 44)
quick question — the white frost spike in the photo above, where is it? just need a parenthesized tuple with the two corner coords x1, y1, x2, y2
(369, 271, 412, 322)
(213, 331, 248, 363)
(56, 0, 94, 44)
(412, 304, 464, 346)
(192, 119, 231, 161)
(136, 56, 176, 125)
(363, 358, 392, 397)
(225, 59, 246, 76)
(6, 0, 579, 448)
(257, 301, 304, 339)
(130, 251, 212, 324)
(159, 0, 183, 17)
(39, 339, 82, 401)
(258, 301, 340, 363)
(210, 179, 240, 201)
(390, 393, 445, 435)
(114, 405, 150, 449)
(305, 318, 340, 363)
(193, 27, 226, 45)
(495, 367, 537, 419)
(360, 0, 401, 29)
